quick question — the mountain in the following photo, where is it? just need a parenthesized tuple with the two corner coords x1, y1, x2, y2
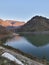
(0, 19, 25, 27)
(17, 16, 49, 32)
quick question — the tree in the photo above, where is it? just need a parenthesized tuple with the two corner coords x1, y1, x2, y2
(11, 21, 16, 27)
(11, 21, 16, 32)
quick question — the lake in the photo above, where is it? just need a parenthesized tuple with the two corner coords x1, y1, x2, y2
(5, 34, 49, 60)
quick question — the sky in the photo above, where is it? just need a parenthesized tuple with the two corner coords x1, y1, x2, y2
(0, 0, 49, 22)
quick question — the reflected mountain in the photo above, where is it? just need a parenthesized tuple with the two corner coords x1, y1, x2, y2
(24, 34, 49, 46)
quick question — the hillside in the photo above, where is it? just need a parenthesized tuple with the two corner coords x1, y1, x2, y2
(0, 25, 9, 34)
(17, 16, 49, 32)
(0, 19, 25, 27)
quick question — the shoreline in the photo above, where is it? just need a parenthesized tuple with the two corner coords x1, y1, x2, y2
(0, 45, 45, 65)
(18, 31, 49, 35)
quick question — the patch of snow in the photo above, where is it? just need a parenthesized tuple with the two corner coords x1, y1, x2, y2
(0, 47, 4, 49)
(2, 52, 24, 65)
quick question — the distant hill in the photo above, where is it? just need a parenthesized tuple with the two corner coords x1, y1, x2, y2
(17, 16, 49, 32)
(0, 19, 25, 27)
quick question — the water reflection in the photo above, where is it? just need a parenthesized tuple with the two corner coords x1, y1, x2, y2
(5, 35, 49, 60)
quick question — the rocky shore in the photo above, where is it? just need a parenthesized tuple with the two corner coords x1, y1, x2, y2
(0, 45, 45, 65)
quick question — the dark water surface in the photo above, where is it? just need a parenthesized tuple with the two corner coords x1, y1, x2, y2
(5, 34, 49, 60)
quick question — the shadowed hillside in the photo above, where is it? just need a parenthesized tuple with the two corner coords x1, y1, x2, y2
(17, 16, 49, 32)
(0, 25, 9, 34)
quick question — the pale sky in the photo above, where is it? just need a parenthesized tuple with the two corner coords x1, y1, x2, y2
(0, 0, 49, 22)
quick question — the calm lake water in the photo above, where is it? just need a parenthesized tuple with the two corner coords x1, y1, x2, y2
(5, 34, 49, 60)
